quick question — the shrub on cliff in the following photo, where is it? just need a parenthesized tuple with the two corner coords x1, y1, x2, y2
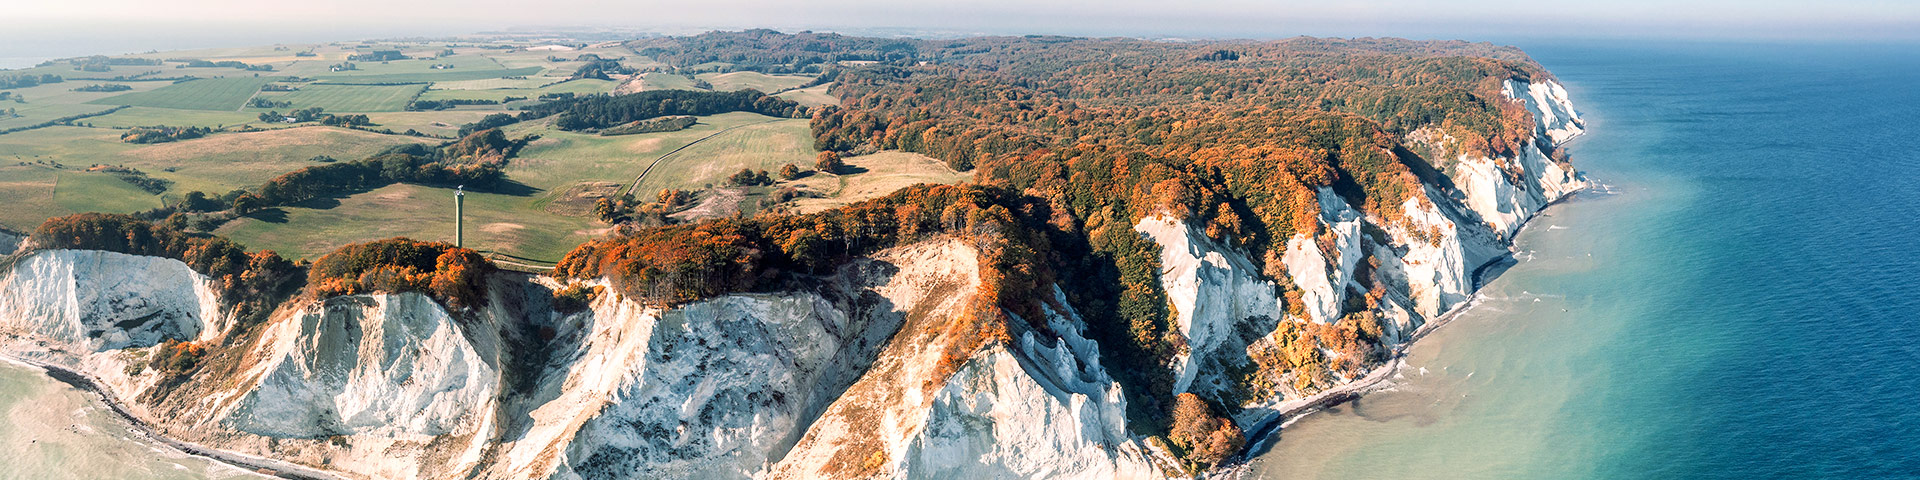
(550, 284, 601, 314)
(1169, 392, 1245, 468)
(308, 238, 494, 310)
(147, 339, 206, 377)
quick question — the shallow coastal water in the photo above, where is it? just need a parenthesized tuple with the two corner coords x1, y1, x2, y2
(0, 360, 249, 479)
(1251, 41, 1920, 478)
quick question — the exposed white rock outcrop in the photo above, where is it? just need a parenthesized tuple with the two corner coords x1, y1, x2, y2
(223, 293, 498, 440)
(896, 290, 1155, 479)
(538, 291, 896, 479)
(1281, 188, 1367, 325)
(1134, 215, 1282, 394)
(766, 241, 1157, 479)
(0, 250, 224, 351)
(1505, 79, 1584, 147)
(1132, 78, 1590, 435)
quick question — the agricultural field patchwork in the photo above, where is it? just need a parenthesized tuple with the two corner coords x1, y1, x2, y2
(0, 37, 928, 262)
(251, 84, 426, 112)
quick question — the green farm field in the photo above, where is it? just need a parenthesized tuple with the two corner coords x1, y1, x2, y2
(416, 78, 613, 102)
(83, 107, 266, 129)
(87, 77, 277, 111)
(0, 163, 161, 230)
(252, 84, 426, 112)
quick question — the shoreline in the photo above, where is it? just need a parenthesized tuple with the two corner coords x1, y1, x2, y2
(1224, 188, 1589, 475)
(0, 354, 344, 480)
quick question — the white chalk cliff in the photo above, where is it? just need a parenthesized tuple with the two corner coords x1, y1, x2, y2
(1135, 79, 1586, 429)
(0, 238, 1162, 479)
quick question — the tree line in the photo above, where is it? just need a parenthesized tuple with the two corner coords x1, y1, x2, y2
(519, 89, 806, 132)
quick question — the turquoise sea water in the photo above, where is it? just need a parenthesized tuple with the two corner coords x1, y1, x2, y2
(1251, 41, 1920, 478)
(0, 361, 248, 479)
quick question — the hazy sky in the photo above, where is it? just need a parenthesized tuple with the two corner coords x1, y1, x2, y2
(9, 0, 1919, 43)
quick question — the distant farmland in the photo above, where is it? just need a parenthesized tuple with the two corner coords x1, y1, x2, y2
(254, 84, 426, 112)
(88, 77, 277, 111)
(311, 67, 545, 84)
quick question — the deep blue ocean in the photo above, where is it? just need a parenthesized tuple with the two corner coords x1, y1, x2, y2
(1252, 41, 1920, 478)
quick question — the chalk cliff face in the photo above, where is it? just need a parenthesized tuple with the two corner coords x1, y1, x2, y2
(0, 250, 225, 351)
(1136, 80, 1587, 430)
(0, 238, 1162, 479)
(0, 81, 1583, 479)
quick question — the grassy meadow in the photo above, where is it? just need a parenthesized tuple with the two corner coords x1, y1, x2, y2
(697, 72, 814, 92)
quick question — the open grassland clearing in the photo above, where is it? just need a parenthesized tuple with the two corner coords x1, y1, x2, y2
(627, 116, 815, 195)
(82, 107, 264, 129)
(775, 84, 839, 107)
(630, 72, 706, 92)
(250, 83, 426, 112)
(544, 181, 624, 216)
(87, 77, 276, 111)
(697, 71, 815, 92)
(507, 111, 789, 195)
(0, 164, 159, 230)
(787, 151, 972, 213)
(361, 110, 509, 137)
